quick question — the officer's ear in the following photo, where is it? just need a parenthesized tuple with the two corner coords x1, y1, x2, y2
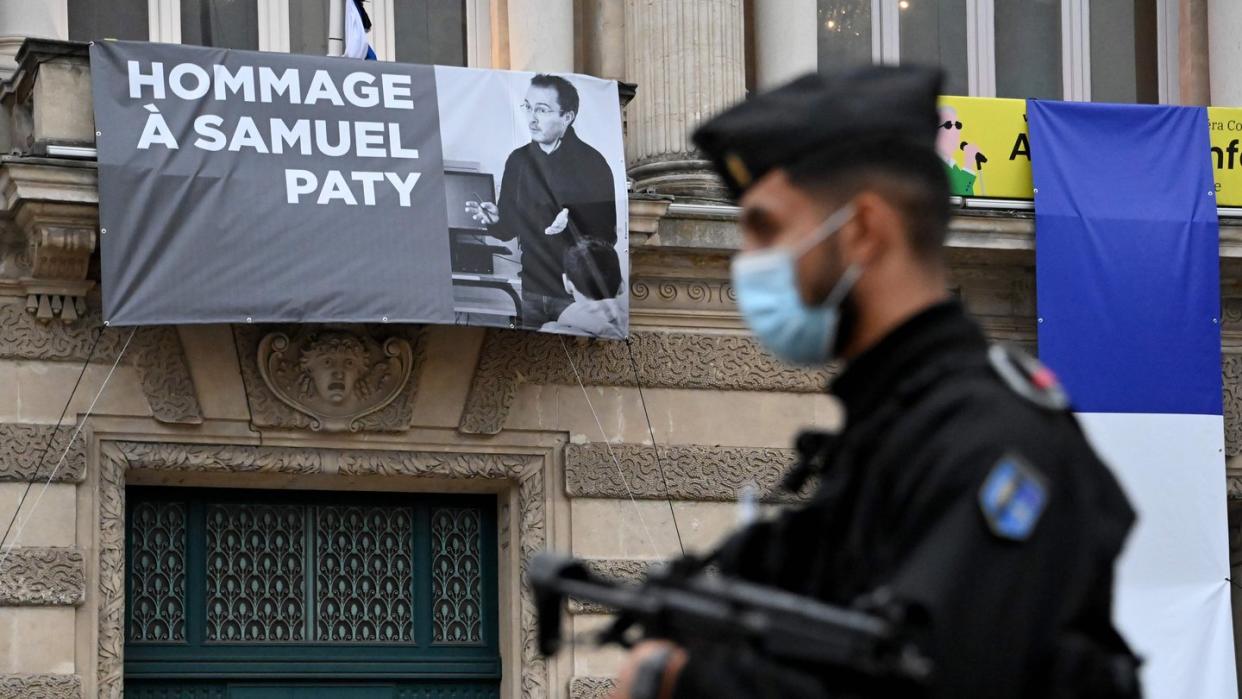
(840, 189, 900, 266)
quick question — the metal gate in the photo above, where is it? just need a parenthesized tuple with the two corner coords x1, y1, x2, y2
(124, 487, 500, 698)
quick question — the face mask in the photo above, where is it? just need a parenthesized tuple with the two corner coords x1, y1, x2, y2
(730, 205, 862, 365)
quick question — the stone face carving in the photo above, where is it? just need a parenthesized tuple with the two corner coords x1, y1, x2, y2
(0, 674, 81, 699)
(460, 330, 830, 434)
(97, 441, 549, 699)
(236, 324, 424, 433)
(564, 443, 801, 502)
(257, 329, 414, 431)
(0, 547, 85, 606)
(0, 422, 87, 482)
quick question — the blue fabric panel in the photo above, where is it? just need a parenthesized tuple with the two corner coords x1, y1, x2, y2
(1030, 100, 1222, 415)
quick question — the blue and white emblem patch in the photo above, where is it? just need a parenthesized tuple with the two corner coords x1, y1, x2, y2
(978, 454, 1048, 542)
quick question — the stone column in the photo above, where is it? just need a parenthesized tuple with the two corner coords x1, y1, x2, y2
(582, 0, 625, 80)
(1180, 0, 1210, 105)
(0, 0, 67, 77)
(508, 0, 574, 72)
(625, 0, 746, 197)
(754, 0, 817, 89)
(1208, 0, 1242, 106)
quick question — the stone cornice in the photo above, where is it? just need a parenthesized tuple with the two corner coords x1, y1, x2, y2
(0, 547, 85, 606)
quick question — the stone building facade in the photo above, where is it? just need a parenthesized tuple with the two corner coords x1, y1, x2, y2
(0, 1, 1240, 697)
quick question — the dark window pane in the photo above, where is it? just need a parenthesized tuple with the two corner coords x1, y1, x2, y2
(394, 0, 467, 66)
(180, 0, 259, 50)
(68, 0, 149, 41)
(817, 0, 872, 72)
(290, 0, 331, 56)
(1091, 0, 1159, 103)
(995, 0, 1062, 99)
(898, 0, 968, 95)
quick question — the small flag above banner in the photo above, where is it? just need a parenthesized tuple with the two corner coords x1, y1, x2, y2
(344, 0, 377, 60)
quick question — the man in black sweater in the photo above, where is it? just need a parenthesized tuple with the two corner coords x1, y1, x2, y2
(466, 74, 618, 328)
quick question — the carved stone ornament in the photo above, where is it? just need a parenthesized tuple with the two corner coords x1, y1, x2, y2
(460, 329, 830, 435)
(237, 324, 424, 433)
(564, 443, 802, 503)
(0, 547, 85, 606)
(0, 674, 81, 699)
(97, 441, 548, 699)
(569, 676, 617, 699)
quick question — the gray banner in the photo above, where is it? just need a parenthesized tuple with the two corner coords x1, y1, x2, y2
(92, 41, 452, 325)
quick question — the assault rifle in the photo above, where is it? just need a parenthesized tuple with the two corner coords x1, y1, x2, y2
(529, 553, 933, 693)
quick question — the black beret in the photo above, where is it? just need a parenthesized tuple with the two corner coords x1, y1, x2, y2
(692, 65, 943, 198)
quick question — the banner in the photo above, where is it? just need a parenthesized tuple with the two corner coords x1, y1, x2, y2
(1031, 100, 1236, 698)
(940, 96, 1242, 207)
(91, 41, 629, 339)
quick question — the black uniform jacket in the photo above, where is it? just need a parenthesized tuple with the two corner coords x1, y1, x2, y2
(490, 126, 616, 299)
(673, 301, 1138, 698)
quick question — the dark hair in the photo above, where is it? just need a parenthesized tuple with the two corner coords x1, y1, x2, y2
(564, 239, 622, 300)
(786, 139, 951, 260)
(530, 74, 580, 119)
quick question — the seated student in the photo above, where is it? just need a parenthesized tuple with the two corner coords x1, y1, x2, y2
(541, 239, 626, 339)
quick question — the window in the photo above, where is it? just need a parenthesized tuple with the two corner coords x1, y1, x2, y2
(993, 0, 1061, 100)
(67, 0, 150, 41)
(815, 0, 1172, 102)
(69, 0, 479, 67)
(180, 0, 259, 50)
(394, 0, 468, 66)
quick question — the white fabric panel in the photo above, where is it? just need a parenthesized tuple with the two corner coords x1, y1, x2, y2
(1076, 412, 1237, 699)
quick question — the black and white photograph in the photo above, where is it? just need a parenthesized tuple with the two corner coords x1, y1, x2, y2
(435, 66, 629, 338)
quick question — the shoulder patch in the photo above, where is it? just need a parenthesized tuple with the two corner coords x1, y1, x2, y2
(978, 453, 1048, 542)
(988, 344, 1070, 411)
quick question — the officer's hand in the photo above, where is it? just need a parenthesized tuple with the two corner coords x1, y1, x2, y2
(613, 640, 687, 699)
(465, 201, 499, 225)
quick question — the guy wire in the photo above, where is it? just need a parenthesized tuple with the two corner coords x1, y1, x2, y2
(0, 326, 104, 556)
(559, 335, 663, 558)
(0, 326, 137, 572)
(624, 337, 686, 557)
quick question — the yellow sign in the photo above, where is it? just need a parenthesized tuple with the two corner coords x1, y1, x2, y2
(1208, 107, 1242, 207)
(938, 97, 1242, 207)
(936, 96, 1032, 199)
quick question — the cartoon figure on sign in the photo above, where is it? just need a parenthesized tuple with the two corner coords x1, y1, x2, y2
(937, 106, 988, 196)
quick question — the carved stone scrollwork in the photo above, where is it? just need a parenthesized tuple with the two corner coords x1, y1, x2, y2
(564, 443, 801, 502)
(569, 677, 616, 699)
(97, 441, 549, 699)
(0, 422, 88, 482)
(460, 330, 829, 435)
(0, 674, 81, 699)
(236, 324, 424, 433)
(257, 329, 414, 431)
(0, 302, 203, 424)
(1225, 354, 1242, 458)
(0, 547, 85, 606)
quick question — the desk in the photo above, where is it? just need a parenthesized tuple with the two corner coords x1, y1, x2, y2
(452, 274, 522, 327)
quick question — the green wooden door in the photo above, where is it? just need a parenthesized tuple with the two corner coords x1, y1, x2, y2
(124, 487, 500, 698)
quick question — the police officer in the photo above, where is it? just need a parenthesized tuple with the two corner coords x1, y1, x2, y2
(612, 66, 1140, 698)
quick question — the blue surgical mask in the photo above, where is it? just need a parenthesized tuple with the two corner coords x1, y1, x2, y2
(730, 205, 862, 365)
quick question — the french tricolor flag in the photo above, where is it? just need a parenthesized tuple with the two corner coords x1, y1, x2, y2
(1032, 101, 1237, 698)
(344, 0, 377, 60)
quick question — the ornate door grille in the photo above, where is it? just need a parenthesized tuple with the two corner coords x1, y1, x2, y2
(124, 487, 499, 697)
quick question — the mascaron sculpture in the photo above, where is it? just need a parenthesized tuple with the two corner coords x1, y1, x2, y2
(257, 328, 413, 431)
